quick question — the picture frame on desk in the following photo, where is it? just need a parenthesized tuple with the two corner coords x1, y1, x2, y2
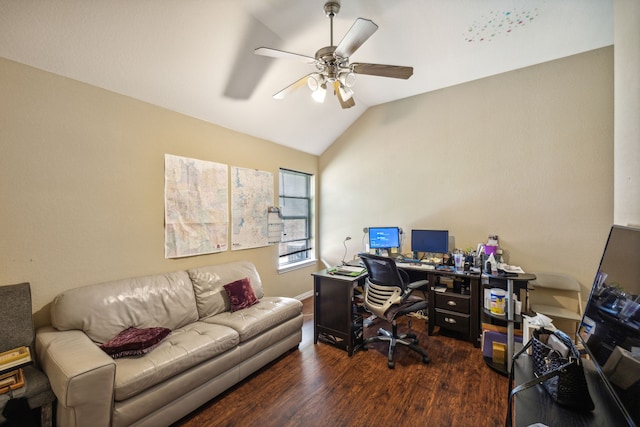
(0, 346, 32, 375)
(0, 368, 25, 395)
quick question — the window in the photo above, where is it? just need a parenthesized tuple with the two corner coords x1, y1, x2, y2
(278, 168, 314, 268)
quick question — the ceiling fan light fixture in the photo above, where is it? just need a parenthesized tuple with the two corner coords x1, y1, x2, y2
(338, 83, 353, 101)
(339, 71, 356, 88)
(307, 74, 321, 91)
(311, 83, 327, 103)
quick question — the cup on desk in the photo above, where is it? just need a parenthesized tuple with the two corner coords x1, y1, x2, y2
(619, 299, 640, 321)
(453, 252, 464, 271)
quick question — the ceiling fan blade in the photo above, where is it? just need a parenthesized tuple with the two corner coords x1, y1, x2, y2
(334, 18, 378, 58)
(333, 81, 355, 109)
(351, 63, 414, 79)
(255, 47, 316, 64)
(272, 74, 314, 100)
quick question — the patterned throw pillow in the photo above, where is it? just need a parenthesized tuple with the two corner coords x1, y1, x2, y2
(100, 326, 171, 359)
(223, 277, 259, 312)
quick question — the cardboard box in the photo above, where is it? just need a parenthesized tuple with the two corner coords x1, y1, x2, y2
(492, 342, 507, 365)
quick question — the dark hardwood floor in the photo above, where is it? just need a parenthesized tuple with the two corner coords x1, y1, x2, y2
(173, 298, 508, 427)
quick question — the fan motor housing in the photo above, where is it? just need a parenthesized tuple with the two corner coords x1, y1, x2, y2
(315, 46, 349, 77)
(324, 2, 340, 17)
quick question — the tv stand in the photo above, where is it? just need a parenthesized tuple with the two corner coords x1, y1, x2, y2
(513, 353, 629, 426)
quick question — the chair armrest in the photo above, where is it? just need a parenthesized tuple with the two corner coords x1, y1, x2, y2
(408, 280, 429, 290)
(36, 326, 116, 427)
(402, 279, 429, 302)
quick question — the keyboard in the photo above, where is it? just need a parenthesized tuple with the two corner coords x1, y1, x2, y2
(396, 262, 435, 270)
(397, 258, 421, 263)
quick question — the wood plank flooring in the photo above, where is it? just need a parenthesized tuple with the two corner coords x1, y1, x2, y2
(173, 298, 508, 427)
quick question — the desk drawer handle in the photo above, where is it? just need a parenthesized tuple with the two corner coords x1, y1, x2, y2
(444, 317, 457, 324)
(447, 300, 457, 307)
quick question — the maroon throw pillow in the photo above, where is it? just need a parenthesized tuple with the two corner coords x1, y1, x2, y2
(100, 326, 171, 359)
(223, 277, 259, 312)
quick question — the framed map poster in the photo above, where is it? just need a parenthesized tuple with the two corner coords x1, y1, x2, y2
(164, 154, 228, 258)
(230, 166, 274, 250)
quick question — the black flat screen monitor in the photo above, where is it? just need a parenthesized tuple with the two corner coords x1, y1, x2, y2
(411, 229, 449, 254)
(579, 225, 640, 426)
(368, 227, 400, 250)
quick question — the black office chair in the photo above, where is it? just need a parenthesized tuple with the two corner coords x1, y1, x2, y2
(359, 253, 430, 369)
(0, 283, 55, 427)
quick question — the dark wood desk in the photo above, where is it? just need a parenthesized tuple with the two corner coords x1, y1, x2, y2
(513, 353, 629, 426)
(399, 264, 481, 346)
(311, 269, 366, 356)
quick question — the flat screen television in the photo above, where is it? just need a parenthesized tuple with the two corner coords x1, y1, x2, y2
(579, 225, 640, 426)
(368, 226, 400, 250)
(411, 229, 449, 254)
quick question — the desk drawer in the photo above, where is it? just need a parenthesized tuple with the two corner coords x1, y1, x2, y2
(435, 292, 470, 314)
(435, 309, 470, 334)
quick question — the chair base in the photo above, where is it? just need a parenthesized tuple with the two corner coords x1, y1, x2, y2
(363, 321, 430, 369)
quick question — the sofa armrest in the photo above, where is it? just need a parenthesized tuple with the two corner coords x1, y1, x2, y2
(36, 326, 116, 427)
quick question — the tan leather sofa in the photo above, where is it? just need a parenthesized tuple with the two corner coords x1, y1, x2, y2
(35, 261, 303, 427)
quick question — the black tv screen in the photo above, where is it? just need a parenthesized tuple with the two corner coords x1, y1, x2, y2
(368, 227, 400, 249)
(411, 229, 449, 254)
(579, 225, 640, 426)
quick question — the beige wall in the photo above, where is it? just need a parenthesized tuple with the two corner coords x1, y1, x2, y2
(615, 0, 640, 227)
(0, 58, 319, 328)
(0, 45, 622, 329)
(319, 47, 614, 300)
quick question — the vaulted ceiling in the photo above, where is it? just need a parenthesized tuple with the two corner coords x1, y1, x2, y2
(0, 0, 613, 155)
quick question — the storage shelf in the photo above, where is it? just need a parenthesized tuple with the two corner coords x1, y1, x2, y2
(481, 273, 536, 376)
(481, 307, 523, 325)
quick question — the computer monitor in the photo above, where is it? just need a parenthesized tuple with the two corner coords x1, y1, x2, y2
(411, 229, 449, 255)
(368, 227, 401, 250)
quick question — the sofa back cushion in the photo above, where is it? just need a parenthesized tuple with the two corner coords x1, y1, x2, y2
(188, 261, 265, 319)
(51, 271, 198, 344)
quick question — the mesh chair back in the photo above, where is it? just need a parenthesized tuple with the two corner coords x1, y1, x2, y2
(360, 253, 405, 288)
(360, 254, 405, 318)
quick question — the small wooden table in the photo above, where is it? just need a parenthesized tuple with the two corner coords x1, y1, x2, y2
(311, 269, 367, 356)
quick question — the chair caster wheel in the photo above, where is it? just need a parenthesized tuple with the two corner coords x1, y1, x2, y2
(388, 361, 395, 369)
(422, 356, 430, 364)
(363, 343, 369, 351)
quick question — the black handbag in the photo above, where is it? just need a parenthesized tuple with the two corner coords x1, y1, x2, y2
(506, 327, 594, 426)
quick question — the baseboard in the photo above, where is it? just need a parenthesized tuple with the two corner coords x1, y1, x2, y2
(294, 290, 313, 301)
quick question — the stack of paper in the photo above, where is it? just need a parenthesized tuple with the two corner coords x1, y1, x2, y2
(332, 266, 366, 276)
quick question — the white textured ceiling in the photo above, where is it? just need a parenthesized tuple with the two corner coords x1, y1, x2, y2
(0, 0, 613, 155)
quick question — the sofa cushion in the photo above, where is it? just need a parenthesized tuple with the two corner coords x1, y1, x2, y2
(100, 327, 172, 359)
(51, 271, 198, 344)
(203, 297, 302, 342)
(223, 277, 259, 312)
(188, 261, 265, 319)
(112, 322, 239, 401)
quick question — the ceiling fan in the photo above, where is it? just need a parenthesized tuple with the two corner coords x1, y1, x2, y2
(254, 1, 413, 109)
